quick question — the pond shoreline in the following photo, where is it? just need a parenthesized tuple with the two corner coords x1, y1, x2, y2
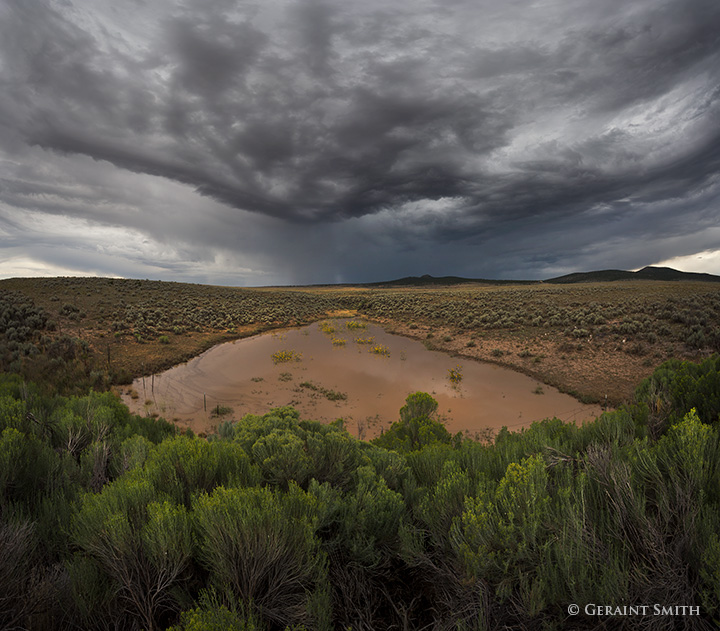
(374, 316, 609, 406)
(120, 317, 604, 438)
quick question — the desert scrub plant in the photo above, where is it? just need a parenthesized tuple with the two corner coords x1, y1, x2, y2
(0, 518, 66, 629)
(422, 339, 437, 351)
(168, 590, 263, 631)
(158, 335, 170, 345)
(373, 392, 451, 452)
(271, 350, 302, 364)
(192, 484, 328, 629)
(456, 454, 551, 612)
(71, 473, 193, 631)
(60, 303, 81, 319)
(626, 342, 647, 356)
(345, 320, 366, 330)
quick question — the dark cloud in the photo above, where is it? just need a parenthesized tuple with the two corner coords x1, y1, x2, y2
(1, 0, 719, 283)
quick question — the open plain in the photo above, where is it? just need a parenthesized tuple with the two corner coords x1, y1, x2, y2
(2, 275, 718, 417)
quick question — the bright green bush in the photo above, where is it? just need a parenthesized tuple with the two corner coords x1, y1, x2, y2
(635, 355, 720, 427)
(252, 430, 313, 488)
(373, 392, 452, 451)
(144, 435, 259, 507)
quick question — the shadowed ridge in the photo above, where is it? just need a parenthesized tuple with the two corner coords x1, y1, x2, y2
(364, 274, 538, 287)
(545, 266, 720, 284)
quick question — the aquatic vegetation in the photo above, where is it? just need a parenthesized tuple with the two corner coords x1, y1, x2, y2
(448, 364, 463, 386)
(298, 380, 348, 401)
(370, 344, 391, 357)
(355, 336, 375, 345)
(345, 320, 366, 330)
(331, 337, 346, 346)
(319, 321, 336, 334)
(271, 350, 302, 364)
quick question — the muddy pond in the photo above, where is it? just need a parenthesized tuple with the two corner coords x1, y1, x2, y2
(121, 319, 603, 438)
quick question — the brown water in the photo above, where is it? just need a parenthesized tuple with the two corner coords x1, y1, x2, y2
(121, 319, 603, 438)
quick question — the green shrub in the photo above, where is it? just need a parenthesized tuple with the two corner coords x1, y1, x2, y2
(144, 436, 259, 507)
(72, 473, 192, 630)
(373, 393, 451, 452)
(169, 590, 262, 630)
(193, 484, 329, 629)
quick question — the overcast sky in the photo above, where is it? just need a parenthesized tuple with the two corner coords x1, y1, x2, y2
(1, 0, 719, 285)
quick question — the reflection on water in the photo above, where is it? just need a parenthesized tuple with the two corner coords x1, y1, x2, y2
(121, 319, 603, 438)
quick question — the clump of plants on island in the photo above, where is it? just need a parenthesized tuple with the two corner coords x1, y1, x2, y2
(271, 349, 302, 364)
(298, 380, 348, 401)
(448, 364, 463, 387)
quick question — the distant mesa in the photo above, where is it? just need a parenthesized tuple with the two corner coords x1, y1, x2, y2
(371, 266, 720, 287)
(366, 275, 536, 287)
(545, 266, 720, 284)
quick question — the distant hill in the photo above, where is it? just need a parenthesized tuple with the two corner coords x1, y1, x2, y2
(545, 266, 720, 284)
(367, 266, 720, 287)
(365, 274, 537, 287)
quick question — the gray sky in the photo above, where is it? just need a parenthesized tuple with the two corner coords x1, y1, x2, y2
(1, 0, 719, 285)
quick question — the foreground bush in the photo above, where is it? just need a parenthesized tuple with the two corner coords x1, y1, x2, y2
(1, 358, 720, 629)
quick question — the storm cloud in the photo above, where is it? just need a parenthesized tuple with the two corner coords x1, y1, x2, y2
(1, 0, 719, 284)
